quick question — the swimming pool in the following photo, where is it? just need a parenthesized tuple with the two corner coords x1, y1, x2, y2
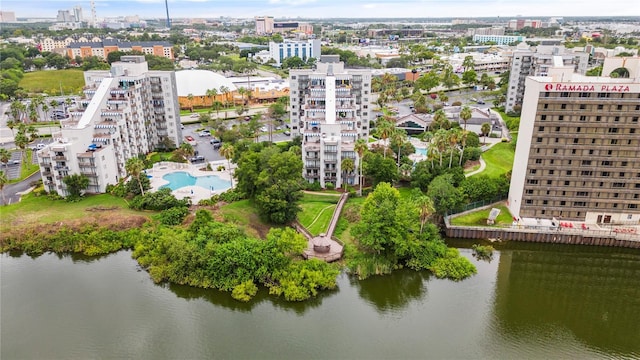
(160, 171, 231, 191)
(415, 147, 427, 156)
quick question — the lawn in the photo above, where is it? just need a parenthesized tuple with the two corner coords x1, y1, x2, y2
(298, 193, 340, 236)
(0, 193, 142, 231)
(218, 199, 272, 238)
(20, 69, 85, 95)
(449, 204, 513, 227)
(492, 108, 521, 132)
(332, 195, 366, 246)
(479, 142, 514, 178)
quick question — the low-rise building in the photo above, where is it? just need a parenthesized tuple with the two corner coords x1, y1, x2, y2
(66, 39, 174, 60)
(269, 39, 321, 67)
(473, 34, 525, 45)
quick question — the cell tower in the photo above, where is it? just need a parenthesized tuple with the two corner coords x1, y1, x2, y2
(90, 0, 97, 28)
(164, 0, 171, 28)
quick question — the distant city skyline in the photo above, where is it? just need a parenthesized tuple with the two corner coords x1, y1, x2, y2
(4, 0, 640, 20)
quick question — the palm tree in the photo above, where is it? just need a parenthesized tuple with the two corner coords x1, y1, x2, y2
(354, 138, 368, 196)
(6, 120, 16, 137)
(41, 102, 49, 122)
(187, 93, 194, 112)
(390, 128, 407, 174)
(375, 118, 395, 158)
(447, 129, 460, 169)
(205, 88, 218, 108)
(459, 105, 472, 131)
(481, 122, 491, 144)
(27, 125, 38, 143)
(434, 129, 448, 167)
(340, 157, 355, 188)
(219, 143, 234, 188)
(415, 195, 435, 234)
(431, 109, 450, 131)
(0, 171, 7, 205)
(64, 97, 73, 113)
(125, 157, 146, 195)
(211, 100, 223, 118)
(0, 148, 10, 168)
(458, 130, 469, 167)
(219, 86, 230, 118)
(9, 100, 25, 123)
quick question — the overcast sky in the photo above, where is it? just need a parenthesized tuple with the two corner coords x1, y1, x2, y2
(5, 0, 640, 19)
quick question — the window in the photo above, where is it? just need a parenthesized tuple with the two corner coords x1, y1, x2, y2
(573, 201, 587, 207)
(579, 116, 586, 121)
(558, 115, 564, 121)
(574, 138, 579, 144)
(602, 160, 612, 166)
(596, 116, 602, 121)
(612, 183, 626, 188)
(538, 126, 545, 131)
(561, 104, 567, 109)
(525, 200, 533, 205)
(541, 115, 547, 120)
(548, 170, 554, 175)
(527, 179, 539, 185)
(566, 170, 572, 175)
(577, 191, 589, 196)
(535, 159, 542, 164)
(598, 104, 604, 109)
(617, 105, 623, 110)
(581, 171, 593, 176)
(529, 169, 537, 174)
(582, 160, 591, 165)
(536, 137, 542, 143)
(560, 201, 566, 206)
(601, 171, 610, 177)
(546, 180, 552, 185)
(579, 104, 586, 110)
(629, 204, 638, 209)
(555, 126, 560, 132)
(564, 181, 570, 186)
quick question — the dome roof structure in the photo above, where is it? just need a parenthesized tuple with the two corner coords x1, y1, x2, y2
(175, 70, 237, 97)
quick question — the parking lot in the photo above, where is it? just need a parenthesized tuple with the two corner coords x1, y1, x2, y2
(1, 139, 50, 180)
(180, 120, 290, 165)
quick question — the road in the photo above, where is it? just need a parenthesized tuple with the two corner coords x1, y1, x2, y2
(0, 171, 41, 205)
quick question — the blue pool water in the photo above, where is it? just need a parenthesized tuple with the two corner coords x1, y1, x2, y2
(160, 171, 231, 191)
(415, 147, 427, 156)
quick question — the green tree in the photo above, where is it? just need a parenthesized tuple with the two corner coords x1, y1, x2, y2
(364, 152, 398, 187)
(0, 170, 7, 205)
(375, 118, 395, 158)
(415, 70, 440, 93)
(352, 182, 402, 255)
(462, 55, 475, 72)
(461, 69, 478, 86)
(481, 122, 491, 144)
(414, 194, 435, 234)
(62, 173, 89, 199)
(355, 138, 368, 195)
(341, 157, 355, 187)
(219, 143, 235, 188)
(0, 148, 10, 167)
(427, 173, 464, 216)
(125, 157, 146, 196)
(459, 105, 472, 131)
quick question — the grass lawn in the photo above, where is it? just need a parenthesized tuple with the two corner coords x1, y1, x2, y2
(449, 204, 512, 227)
(479, 142, 514, 178)
(332, 195, 366, 246)
(147, 151, 174, 164)
(20, 69, 85, 95)
(492, 108, 521, 132)
(298, 193, 340, 236)
(0, 193, 142, 232)
(218, 199, 273, 238)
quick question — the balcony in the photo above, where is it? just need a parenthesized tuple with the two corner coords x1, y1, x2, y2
(53, 155, 67, 161)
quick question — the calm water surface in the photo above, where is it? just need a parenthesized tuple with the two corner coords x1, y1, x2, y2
(2, 243, 639, 359)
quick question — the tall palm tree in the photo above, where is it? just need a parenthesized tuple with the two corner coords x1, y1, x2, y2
(219, 86, 230, 118)
(187, 93, 194, 112)
(125, 157, 146, 195)
(459, 130, 469, 167)
(459, 105, 472, 131)
(415, 195, 435, 234)
(0, 148, 10, 168)
(434, 129, 448, 167)
(64, 98, 73, 113)
(375, 118, 395, 158)
(0, 171, 7, 205)
(340, 157, 355, 188)
(481, 122, 491, 145)
(219, 143, 234, 188)
(5, 120, 15, 137)
(431, 109, 449, 131)
(354, 138, 368, 196)
(447, 129, 460, 169)
(205, 88, 218, 108)
(390, 128, 407, 173)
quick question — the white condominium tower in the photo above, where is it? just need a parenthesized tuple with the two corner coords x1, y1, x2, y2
(289, 55, 372, 188)
(38, 55, 182, 196)
(506, 43, 589, 113)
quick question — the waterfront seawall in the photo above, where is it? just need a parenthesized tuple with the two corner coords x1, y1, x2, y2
(444, 223, 640, 249)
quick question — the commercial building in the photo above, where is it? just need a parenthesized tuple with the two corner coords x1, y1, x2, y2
(469, 27, 505, 36)
(66, 39, 174, 60)
(269, 39, 321, 66)
(507, 19, 542, 30)
(508, 57, 640, 224)
(289, 55, 372, 188)
(473, 34, 525, 46)
(506, 43, 589, 112)
(255, 16, 274, 35)
(38, 56, 182, 196)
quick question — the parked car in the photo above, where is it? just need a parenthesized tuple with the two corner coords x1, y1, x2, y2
(189, 155, 205, 163)
(477, 100, 486, 105)
(185, 136, 197, 146)
(210, 137, 221, 145)
(284, 130, 291, 136)
(190, 113, 200, 118)
(30, 143, 46, 151)
(199, 130, 211, 137)
(275, 126, 282, 130)
(260, 126, 268, 132)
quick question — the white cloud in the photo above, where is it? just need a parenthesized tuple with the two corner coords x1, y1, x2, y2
(268, 0, 317, 5)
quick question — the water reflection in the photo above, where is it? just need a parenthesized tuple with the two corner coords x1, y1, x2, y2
(354, 269, 430, 314)
(168, 279, 339, 315)
(493, 244, 640, 357)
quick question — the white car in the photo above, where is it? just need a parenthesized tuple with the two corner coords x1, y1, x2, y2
(190, 114, 200, 118)
(260, 126, 268, 132)
(199, 130, 211, 137)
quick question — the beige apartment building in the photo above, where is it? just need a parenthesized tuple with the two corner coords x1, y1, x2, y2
(289, 55, 372, 188)
(508, 57, 640, 225)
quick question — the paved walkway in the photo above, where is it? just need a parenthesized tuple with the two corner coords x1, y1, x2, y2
(300, 192, 347, 262)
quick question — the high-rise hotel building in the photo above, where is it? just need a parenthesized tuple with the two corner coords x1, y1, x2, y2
(289, 55, 372, 188)
(38, 56, 182, 196)
(508, 57, 640, 224)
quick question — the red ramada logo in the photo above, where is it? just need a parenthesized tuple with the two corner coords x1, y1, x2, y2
(544, 84, 553, 91)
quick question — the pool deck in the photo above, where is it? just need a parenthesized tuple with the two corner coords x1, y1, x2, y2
(147, 161, 234, 204)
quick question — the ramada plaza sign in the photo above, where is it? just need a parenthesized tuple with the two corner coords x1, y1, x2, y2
(544, 83, 634, 92)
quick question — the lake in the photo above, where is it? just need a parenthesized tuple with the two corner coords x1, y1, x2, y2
(2, 242, 639, 359)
